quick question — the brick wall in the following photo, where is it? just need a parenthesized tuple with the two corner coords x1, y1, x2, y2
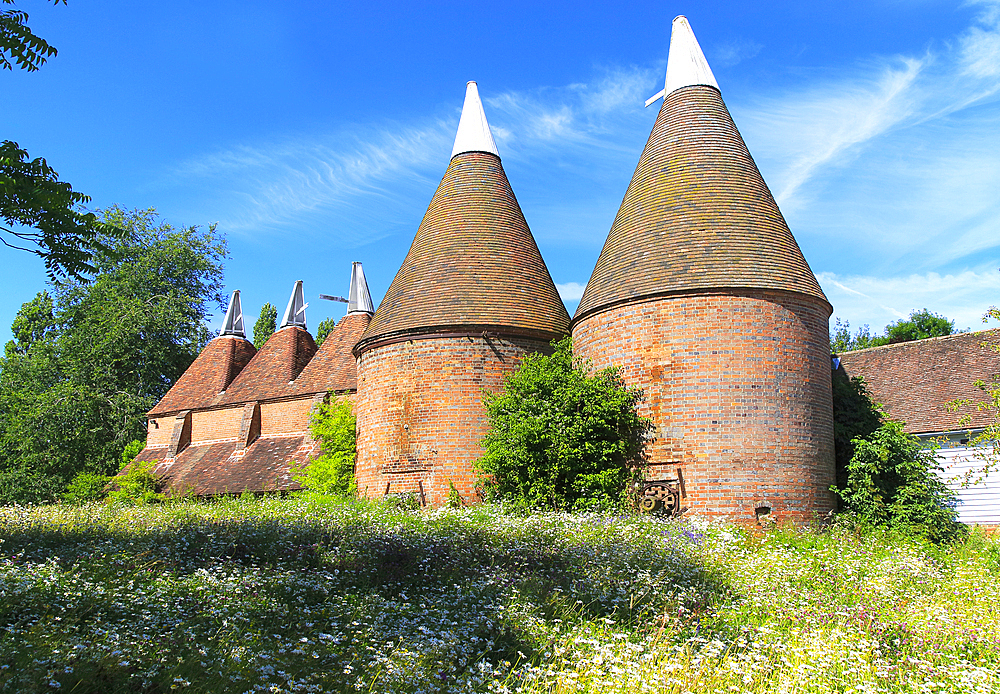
(191, 407, 243, 443)
(146, 417, 173, 448)
(260, 398, 313, 436)
(572, 290, 835, 523)
(355, 335, 551, 506)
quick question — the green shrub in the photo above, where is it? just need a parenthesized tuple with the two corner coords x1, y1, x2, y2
(836, 420, 965, 543)
(61, 471, 109, 504)
(476, 337, 652, 511)
(107, 458, 164, 505)
(293, 398, 356, 497)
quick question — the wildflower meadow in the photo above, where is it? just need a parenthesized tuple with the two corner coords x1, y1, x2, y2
(1, 496, 998, 693)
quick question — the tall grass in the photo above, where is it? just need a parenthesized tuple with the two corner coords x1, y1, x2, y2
(0, 495, 997, 693)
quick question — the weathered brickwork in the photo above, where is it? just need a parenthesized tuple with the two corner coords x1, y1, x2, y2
(572, 290, 836, 523)
(260, 398, 314, 436)
(146, 417, 173, 448)
(190, 407, 243, 444)
(355, 335, 551, 506)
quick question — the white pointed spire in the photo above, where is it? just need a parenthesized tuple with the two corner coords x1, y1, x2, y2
(645, 16, 719, 107)
(219, 290, 245, 338)
(348, 262, 374, 314)
(451, 81, 500, 158)
(279, 280, 308, 330)
(666, 16, 718, 95)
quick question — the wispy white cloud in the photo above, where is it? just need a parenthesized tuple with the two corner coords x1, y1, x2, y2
(819, 269, 1000, 333)
(710, 39, 763, 68)
(556, 281, 587, 301)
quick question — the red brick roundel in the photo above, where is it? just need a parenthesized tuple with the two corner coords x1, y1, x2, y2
(573, 290, 836, 523)
(354, 334, 552, 506)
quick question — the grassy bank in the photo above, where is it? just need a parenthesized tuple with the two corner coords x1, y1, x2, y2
(0, 496, 998, 693)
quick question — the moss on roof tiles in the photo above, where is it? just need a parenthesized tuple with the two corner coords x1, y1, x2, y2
(357, 152, 570, 350)
(574, 85, 828, 323)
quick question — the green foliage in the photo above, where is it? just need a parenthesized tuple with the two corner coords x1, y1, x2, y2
(885, 308, 954, 344)
(107, 458, 163, 505)
(314, 316, 337, 348)
(830, 318, 887, 352)
(831, 373, 883, 496)
(477, 337, 652, 511)
(836, 420, 965, 543)
(0, 499, 997, 692)
(832, 309, 956, 353)
(0, 140, 119, 280)
(61, 471, 108, 505)
(253, 302, 277, 349)
(1, 0, 63, 73)
(0, 207, 227, 504)
(446, 480, 463, 508)
(949, 306, 1000, 484)
(120, 439, 145, 470)
(293, 399, 357, 496)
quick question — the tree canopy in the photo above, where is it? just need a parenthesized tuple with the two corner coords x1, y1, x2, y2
(1, 0, 61, 72)
(832, 309, 956, 353)
(2, 1, 119, 280)
(253, 302, 277, 349)
(0, 207, 227, 504)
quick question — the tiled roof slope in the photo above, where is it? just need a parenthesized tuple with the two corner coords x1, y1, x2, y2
(838, 329, 1000, 435)
(148, 336, 256, 416)
(221, 326, 317, 404)
(357, 152, 570, 351)
(135, 437, 312, 496)
(295, 312, 371, 394)
(574, 85, 828, 322)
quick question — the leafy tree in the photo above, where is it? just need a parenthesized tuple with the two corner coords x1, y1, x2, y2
(0, 207, 227, 504)
(292, 399, 356, 497)
(1, 0, 61, 72)
(2, 2, 120, 280)
(885, 309, 954, 344)
(476, 337, 652, 511)
(836, 420, 965, 543)
(1, 141, 117, 280)
(830, 318, 886, 352)
(253, 302, 277, 349)
(314, 316, 337, 348)
(831, 310, 957, 353)
(831, 372, 883, 496)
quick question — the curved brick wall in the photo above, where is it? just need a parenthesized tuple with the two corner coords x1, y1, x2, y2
(572, 290, 835, 523)
(355, 334, 551, 506)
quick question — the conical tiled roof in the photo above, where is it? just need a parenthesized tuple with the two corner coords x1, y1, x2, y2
(221, 326, 317, 404)
(148, 336, 256, 416)
(574, 22, 827, 322)
(357, 85, 569, 351)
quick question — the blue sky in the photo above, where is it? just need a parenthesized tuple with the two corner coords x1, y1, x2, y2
(3, 0, 999, 345)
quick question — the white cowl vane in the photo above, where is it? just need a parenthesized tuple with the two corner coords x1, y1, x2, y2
(219, 290, 245, 338)
(279, 280, 308, 330)
(348, 262, 374, 314)
(646, 15, 720, 107)
(451, 81, 500, 158)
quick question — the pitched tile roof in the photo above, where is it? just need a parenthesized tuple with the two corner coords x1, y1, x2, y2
(838, 329, 1000, 435)
(148, 336, 256, 416)
(357, 151, 570, 351)
(137, 436, 313, 496)
(294, 312, 370, 394)
(221, 326, 317, 404)
(573, 85, 829, 323)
